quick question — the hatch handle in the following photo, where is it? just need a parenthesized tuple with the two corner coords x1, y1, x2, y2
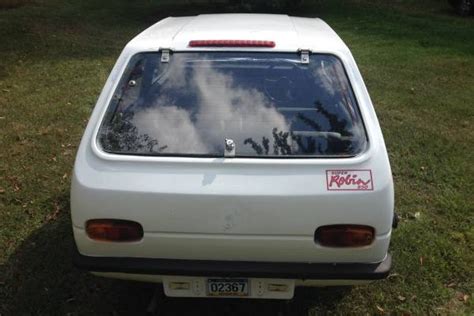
(224, 138, 236, 157)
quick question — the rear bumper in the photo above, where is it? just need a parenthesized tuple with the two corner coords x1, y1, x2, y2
(73, 248, 391, 280)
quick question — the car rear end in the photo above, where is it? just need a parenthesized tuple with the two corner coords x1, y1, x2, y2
(71, 15, 394, 299)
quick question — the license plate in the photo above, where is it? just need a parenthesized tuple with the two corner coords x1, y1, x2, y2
(207, 278, 249, 297)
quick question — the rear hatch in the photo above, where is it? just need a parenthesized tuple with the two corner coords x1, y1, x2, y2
(73, 51, 392, 263)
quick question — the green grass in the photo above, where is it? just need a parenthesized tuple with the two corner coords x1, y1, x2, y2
(0, 0, 473, 315)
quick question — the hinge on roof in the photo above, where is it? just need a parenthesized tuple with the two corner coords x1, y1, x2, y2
(299, 49, 310, 64)
(160, 49, 170, 63)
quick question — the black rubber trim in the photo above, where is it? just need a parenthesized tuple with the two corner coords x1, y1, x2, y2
(392, 212, 399, 229)
(73, 248, 391, 280)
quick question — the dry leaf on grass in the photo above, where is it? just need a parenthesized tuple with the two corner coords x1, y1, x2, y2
(456, 292, 469, 303)
(376, 305, 385, 314)
(45, 201, 62, 222)
(7, 176, 21, 192)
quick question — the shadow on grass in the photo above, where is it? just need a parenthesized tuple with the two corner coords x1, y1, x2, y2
(0, 192, 350, 316)
(1, 0, 472, 68)
(0, 0, 307, 63)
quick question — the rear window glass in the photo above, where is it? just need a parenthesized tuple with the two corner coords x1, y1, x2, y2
(98, 52, 367, 157)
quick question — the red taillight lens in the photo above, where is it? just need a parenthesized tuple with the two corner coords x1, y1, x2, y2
(315, 225, 375, 247)
(86, 219, 143, 242)
(188, 40, 275, 48)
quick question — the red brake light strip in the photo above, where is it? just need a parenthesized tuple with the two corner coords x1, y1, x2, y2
(189, 40, 275, 48)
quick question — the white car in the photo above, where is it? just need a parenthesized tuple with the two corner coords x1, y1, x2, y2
(71, 14, 396, 300)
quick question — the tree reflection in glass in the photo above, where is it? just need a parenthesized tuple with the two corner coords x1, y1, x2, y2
(98, 52, 366, 157)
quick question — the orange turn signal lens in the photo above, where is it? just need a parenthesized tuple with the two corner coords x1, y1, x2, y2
(315, 225, 375, 247)
(86, 219, 143, 242)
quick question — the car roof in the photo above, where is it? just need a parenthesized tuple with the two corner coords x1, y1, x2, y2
(127, 14, 350, 54)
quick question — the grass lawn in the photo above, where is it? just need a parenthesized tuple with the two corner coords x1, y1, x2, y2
(0, 0, 473, 314)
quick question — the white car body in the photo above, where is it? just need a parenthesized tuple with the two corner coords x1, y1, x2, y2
(71, 14, 395, 299)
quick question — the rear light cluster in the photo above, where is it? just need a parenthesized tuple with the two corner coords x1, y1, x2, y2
(188, 40, 275, 48)
(315, 225, 375, 247)
(86, 219, 143, 242)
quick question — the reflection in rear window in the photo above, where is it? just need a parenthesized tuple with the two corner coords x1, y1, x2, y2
(98, 52, 367, 157)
